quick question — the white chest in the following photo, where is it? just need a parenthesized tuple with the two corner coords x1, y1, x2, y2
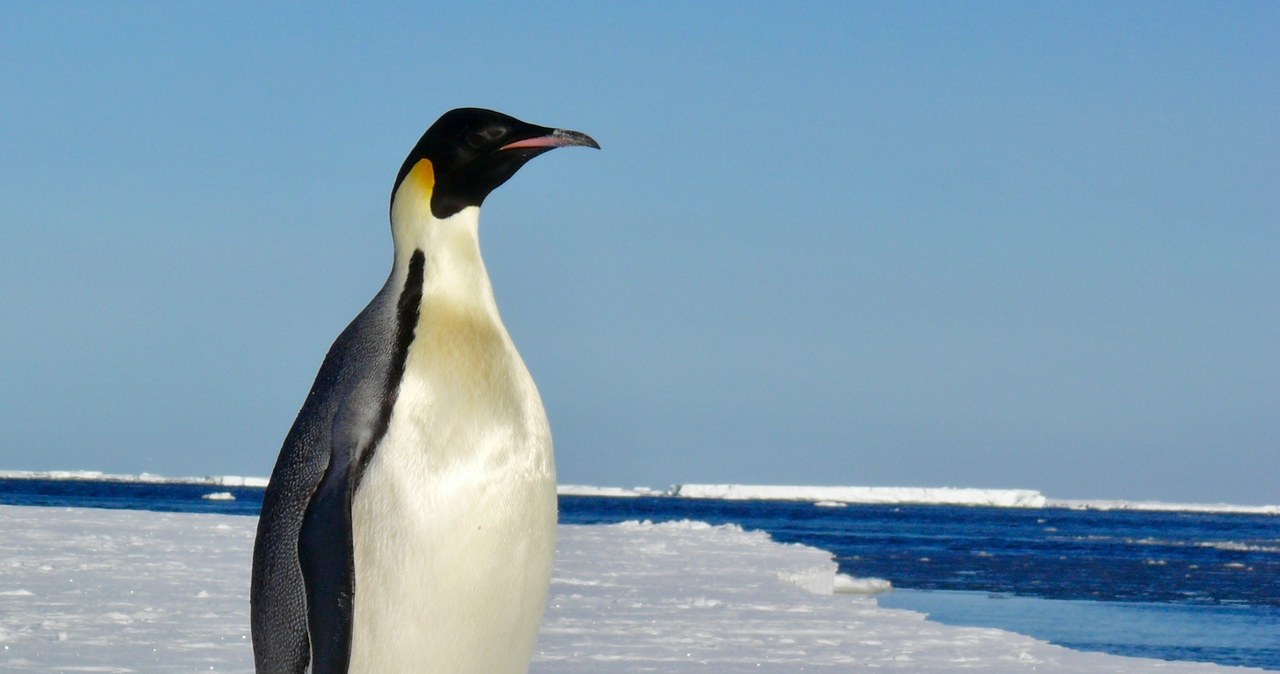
(348, 295, 557, 674)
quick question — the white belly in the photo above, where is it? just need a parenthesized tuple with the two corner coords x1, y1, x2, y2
(348, 300, 556, 674)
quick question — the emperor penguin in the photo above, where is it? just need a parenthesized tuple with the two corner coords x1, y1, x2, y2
(250, 108, 598, 674)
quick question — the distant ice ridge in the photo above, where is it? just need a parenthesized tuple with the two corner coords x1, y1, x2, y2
(0, 470, 269, 488)
(671, 484, 1050, 508)
(2, 470, 1275, 515)
(556, 484, 666, 498)
(564, 484, 1279, 515)
(1049, 498, 1280, 516)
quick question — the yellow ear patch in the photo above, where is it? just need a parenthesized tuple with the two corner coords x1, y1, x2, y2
(409, 159, 435, 194)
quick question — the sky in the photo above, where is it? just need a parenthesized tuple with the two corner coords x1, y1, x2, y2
(1, 3, 1276, 504)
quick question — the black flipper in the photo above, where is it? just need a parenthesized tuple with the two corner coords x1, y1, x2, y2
(294, 249, 426, 673)
(298, 453, 356, 674)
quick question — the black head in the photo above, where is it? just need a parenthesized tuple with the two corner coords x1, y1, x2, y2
(392, 108, 599, 219)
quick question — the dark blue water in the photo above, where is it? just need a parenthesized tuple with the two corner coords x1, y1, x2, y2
(2, 479, 1277, 669)
(0, 477, 266, 515)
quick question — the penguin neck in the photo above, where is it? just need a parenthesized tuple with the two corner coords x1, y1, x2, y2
(390, 192, 498, 317)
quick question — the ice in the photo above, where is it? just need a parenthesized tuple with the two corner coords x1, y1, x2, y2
(555, 484, 664, 498)
(606, 483, 1278, 515)
(211, 476, 271, 488)
(0, 470, 270, 488)
(3, 471, 1275, 514)
(834, 574, 893, 595)
(671, 484, 1051, 508)
(0, 505, 1263, 673)
(1050, 498, 1280, 515)
(670, 485, 1280, 515)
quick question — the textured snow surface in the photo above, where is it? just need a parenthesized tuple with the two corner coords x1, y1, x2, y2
(833, 573, 893, 595)
(0, 506, 1265, 673)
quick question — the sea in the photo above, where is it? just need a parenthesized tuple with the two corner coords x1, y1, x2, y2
(1, 477, 1277, 670)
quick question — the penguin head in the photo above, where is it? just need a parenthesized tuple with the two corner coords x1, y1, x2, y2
(393, 108, 599, 219)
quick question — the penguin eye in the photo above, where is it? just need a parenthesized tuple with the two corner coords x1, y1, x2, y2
(464, 126, 510, 150)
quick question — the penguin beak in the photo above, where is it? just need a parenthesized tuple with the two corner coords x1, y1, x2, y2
(500, 128, 600, 151)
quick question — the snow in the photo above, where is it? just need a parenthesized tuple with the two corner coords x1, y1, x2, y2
(210, 476, 270, 488)
(1049, 498, 1280, 515)
(628, 483, 1280, 515)
(0, 470, 270, 488)
(671, 484, 1051, 508)
(0, 506, 1264, 673)
(834, 574, 893, 595)
(556, 484, 665, 498)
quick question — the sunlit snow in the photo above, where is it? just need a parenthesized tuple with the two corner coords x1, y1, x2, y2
(669, 484, 1049, 508)
(591, 483, 1279, 515)
(0, 505, 1264, 672)
(0, 470, 269, 488)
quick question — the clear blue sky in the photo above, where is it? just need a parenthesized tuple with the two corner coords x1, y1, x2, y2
(1, 3, 1276, 504)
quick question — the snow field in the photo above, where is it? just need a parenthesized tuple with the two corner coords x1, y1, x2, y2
(0, 506, 1263, 673)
